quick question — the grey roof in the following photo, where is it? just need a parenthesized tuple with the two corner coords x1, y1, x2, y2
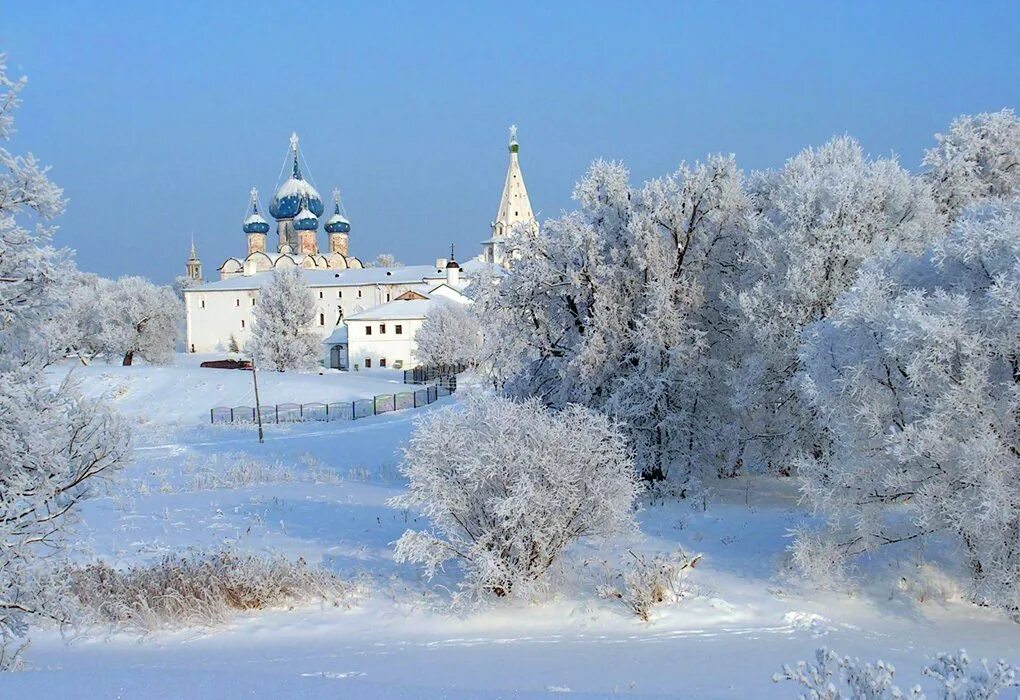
(186, 265, 447, 292)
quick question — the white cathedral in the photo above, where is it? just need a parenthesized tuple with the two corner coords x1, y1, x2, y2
(182, 127, 536, 369)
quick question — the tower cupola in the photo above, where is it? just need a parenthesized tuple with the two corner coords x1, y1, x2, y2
(294, 194, 319, 231)
(244, 188, 269, 255)
(325, 190, 351, 234)
(326, 189, 351, 256)
(293, 192, 319, 255)
(269, 132, 324, 220)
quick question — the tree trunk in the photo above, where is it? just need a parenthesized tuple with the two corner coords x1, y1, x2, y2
(122, 350, 134, 366)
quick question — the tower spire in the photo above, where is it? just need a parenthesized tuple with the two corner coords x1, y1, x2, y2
(289, 132, 302, 179)
(484, 124, 535, 266)
(185, 234, 202, 284)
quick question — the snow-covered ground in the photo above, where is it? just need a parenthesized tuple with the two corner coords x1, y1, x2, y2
(4, 355, 1019, 698)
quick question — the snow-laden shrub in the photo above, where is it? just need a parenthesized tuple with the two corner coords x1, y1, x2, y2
(247, 267, 321, 371)
(795, 198, 1020, 611)
(52, 550, 353, 632)
(775, 647, 1019, 699)
(391, 394, 640, 599)
(597, 549, 702, 621)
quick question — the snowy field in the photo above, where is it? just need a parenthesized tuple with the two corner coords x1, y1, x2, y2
(2, 355, 1019, 698)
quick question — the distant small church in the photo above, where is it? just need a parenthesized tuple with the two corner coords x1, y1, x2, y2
(181, 127, 537, 367)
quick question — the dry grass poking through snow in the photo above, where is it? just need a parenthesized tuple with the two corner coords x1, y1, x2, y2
(53, 550, 355, 632)
(596, 549, 702, 621)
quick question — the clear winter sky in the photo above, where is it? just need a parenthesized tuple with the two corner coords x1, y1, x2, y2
(3, 1, 1019, 282)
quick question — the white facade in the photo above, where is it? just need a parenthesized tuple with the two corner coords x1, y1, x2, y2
(337, 283, 470, 370)
(183, 264, 460, 354)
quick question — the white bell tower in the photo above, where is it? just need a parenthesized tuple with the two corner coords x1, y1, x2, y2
(483, 125, 537, 266)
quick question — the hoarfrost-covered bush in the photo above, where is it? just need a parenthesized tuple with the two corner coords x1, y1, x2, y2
(795, 198, 1020, 611)
(53, 550, 354, 632)
(0, 53, 131, 669)
(775, 647, 920, 699)
(248, 267, 321, 371)
(597, 549, 702, 621)
(414, 300, 483, 368)
(391, 394, 640, 598)
(775, 647, 1019, 699)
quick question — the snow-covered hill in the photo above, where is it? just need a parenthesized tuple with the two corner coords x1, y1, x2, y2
(5, 356, 1020, 698)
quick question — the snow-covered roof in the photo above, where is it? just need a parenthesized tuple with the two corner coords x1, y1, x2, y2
(322, 325, 348, 345)
(345, 286, 470, 322)
(346, 298, 434, 321)
(190, 264, 447, 292)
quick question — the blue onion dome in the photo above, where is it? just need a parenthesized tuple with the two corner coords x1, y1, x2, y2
(242, 188, 271, 234)
(293, 194, 319, 231)
(269, 134, 324, 220)
(325, 191, 351, 234)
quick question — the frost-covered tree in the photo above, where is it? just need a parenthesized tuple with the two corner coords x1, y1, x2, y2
(414, 300, 482, 368)
(100, 276, 181, 366)
(733, 136, 939, 475)
(0, 53, 130, 668)
(371, 253, 403, 268)
(391, 394, 639, 599)
(248, 266, 320, 371)
(480, 156, 754, 484)
(172, 274, 197, 300)
(795, 198, 1020, 610)
(924, 109, 1020, 223)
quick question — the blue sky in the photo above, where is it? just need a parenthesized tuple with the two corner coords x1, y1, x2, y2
(4, 1, 1019, 282)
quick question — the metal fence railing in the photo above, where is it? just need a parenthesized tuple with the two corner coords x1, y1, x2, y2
(210, 384, 452, 425)
(403, 364, 467, 385)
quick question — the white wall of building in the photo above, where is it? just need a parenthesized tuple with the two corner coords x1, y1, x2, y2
(345, 317, 425, 370)
(184, 280, 429, 354)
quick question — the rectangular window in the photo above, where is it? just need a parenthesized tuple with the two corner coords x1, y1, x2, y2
(251, 298, 255, 306)
(366, 326, 372, 336)
(338, 290, 342, 298)
(395, 324, 402, 335)
(380, 324, 386, 334)
(200, 300, 205, 309)
(357, 289, 362, 298)
(240, 319, 245, 329)
(319, 313, 325, 326)
(380, 358, 386, 368)
(386, 293, 391, 302)
(365, 358, 371, 368)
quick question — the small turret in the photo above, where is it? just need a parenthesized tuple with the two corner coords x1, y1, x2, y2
(326, 189, 351, 256)
(244, 188, 269, 255)
(186, 235, 202, 284)
(293, 193, 319, 255)
(445, 244, 461, 287)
